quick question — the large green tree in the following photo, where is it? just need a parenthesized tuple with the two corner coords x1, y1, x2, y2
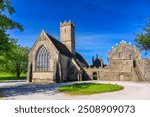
(3, 41, 29, 79)
(0, 0, 23, 54)
(134, 18, 150, 52)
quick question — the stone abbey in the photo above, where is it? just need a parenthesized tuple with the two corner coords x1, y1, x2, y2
(27, 21, 150, 83)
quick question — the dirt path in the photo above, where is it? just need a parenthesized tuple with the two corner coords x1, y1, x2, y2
(0, 80, 150, 100)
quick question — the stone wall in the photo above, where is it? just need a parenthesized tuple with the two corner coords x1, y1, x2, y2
(84, 59, 134, 81)
(58, 54, 82, 82)
(136, 59, 145, 76)
(134, 59, 150, 81)
(32, 72, 53, 83)
(68, 61, 79, 81)
(109, 59, 133, 72)
(60, 54, 71, 81)
(84, 67, 133, 81)
(143, 59, 150, 81)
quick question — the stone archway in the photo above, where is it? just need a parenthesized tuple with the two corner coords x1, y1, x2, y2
(77, 73, 82, 81)
(93, 72, 97, 80)
(119, 74, 124, 81)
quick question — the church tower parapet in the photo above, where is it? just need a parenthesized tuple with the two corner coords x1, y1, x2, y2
(60, 20, 75, 54)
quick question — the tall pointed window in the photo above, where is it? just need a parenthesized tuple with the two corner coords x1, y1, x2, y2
(36, 46, 50, 71)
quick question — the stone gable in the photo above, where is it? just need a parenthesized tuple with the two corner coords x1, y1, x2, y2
(108, 40, 141, 60)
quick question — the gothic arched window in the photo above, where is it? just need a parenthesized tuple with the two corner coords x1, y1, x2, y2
(36, 46, 50, 71)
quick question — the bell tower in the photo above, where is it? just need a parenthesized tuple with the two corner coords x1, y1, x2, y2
(60, 20, 75, 54)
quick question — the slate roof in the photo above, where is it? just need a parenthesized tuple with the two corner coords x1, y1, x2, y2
(75, 52, 88, 66)
(45, 32, 88, 66)
(46, 32, 73, 57)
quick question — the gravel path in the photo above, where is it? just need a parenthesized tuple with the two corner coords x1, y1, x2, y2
(0, 80, 150, 100)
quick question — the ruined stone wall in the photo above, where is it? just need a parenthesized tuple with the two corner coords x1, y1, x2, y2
(109, 59, 133, 81)
(84, 68, 109, 80)
(135, 59, 150, 81)
(143, 59, 150, 81)
(84, 67, 133, 81)
(84, 59, 134, 81)
(83, 41, 149, 82)
(108, 41, 141, 60)
(136, 59, 145, 76)
(109, 59, 133, 72)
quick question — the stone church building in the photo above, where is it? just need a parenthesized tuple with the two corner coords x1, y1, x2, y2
(27, 21, 88, 83)
(27, 21, 150, 83)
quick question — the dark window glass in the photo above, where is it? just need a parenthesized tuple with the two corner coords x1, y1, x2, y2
(36, 46, 50, 71)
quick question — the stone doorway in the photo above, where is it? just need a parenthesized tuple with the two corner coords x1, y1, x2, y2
(93, 72, 97, 80)
(119, 74, 124, 81)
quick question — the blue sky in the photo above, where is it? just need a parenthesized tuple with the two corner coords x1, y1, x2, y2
(9, 0, 150, 64)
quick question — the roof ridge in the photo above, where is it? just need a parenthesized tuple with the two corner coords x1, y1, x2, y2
(45, 32, 88, 66)
(45, 32, 73, 57)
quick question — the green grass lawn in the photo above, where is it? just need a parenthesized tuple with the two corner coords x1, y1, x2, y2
(0, 72, 26, 81)
(58, 83, 124, 95)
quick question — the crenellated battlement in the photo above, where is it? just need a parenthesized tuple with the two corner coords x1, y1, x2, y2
(60, 20, 75, 54)
(108, 40, 141, 60)
(110, 40, 133, 51)
(60, 20, 74, 28)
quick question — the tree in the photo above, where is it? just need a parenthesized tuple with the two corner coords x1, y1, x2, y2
(4, 41, 29, 79)
(0, 0, 23, 54)
(134, 18, 150, 52)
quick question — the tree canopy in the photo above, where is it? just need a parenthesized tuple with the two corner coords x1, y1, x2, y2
(0, 0, 23, 54)
(2, 41, 29, 78)
(0, 0, 28, 79)
(134, 18, 150, 52)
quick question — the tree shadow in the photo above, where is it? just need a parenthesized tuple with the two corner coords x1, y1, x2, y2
(0, 83, 69, 98)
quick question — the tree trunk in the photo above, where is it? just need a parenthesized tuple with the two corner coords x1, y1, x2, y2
(16, 72, 20, 79)
(16, 63, 20, 79)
